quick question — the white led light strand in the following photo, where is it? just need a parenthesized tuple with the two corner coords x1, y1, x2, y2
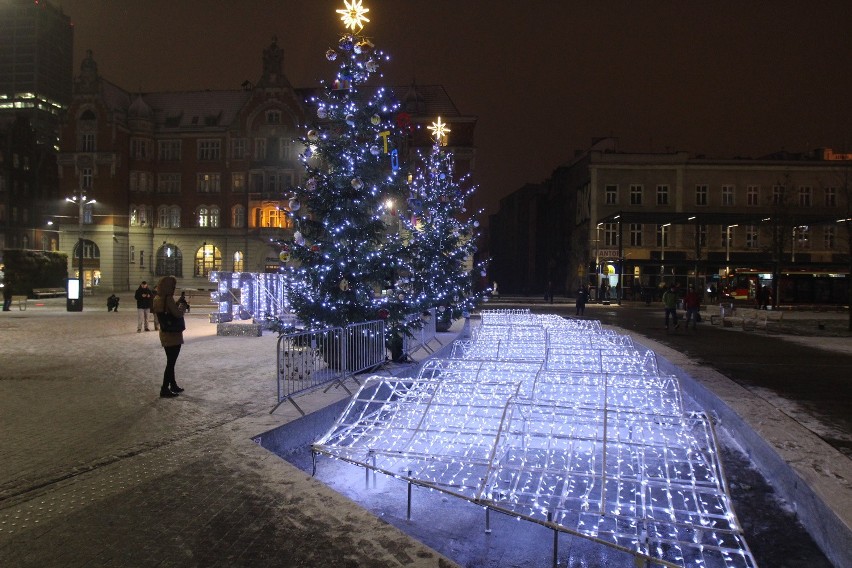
(314, 310, 756, 568)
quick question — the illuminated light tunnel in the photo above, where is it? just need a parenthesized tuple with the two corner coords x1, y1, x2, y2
(313, 309, 756, 568)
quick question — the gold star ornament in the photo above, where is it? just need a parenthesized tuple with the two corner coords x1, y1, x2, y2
(337, 0, 370, 32)
(428, 117, 451, 146)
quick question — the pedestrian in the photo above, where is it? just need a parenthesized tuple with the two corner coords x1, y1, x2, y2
(2, 281, 12, 312)
(684, 284, 701, 331)
(575, 285, 588, 316)
(177, 291, 191, 313)
(134, 280, 154, 332)
(662, 284, 680, 331)
(545, 280, 554, 304)
(759, 285, 772, 310)
(107, 294, 120, 312)
(152, 275, 185, 398)
(599, 281, 609, 302)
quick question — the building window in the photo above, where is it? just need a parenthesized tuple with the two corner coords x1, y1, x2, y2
(233, 251, 244, 272)
(824, 187, 837, 207)
(605, 184, 617, 205)
(745, 225, 759, 249)
(798, 186, 812, 207)
(824, 226, 835, 249)
(81, 168, 93, 189)
(695, 184, 708, 206)
(278, 137, 293, 160)
(130, 245, 135, 263)
(80, 133, 96, 152)
(170, 206, 181, 228)
(130, 138, 150, 159)
(195, 244, 221, 277)
(158, 140, 181, 161)
(772, 185, 785, 205)
(232, 205, 246, 228)
(255, 204, 292, 229)
(130, 171, 152, 193)
(267, 110, 281, 124)
(158, 173, 181, 194)
(747, 185, 759, 206)
(197, 139, 222, 161)
(656, 185, 669, 206)
(158, 206, 169, 228)
(697, 224, 708, 247)
(629, 223, 643, 246)
(197, 173, 221, 193)
(629, 184, 643, 205)
(603, 223, 617, 247)
(156, 244, 183, 277)
(232, 172, 245, 193)
(83, 203, 94, 224)
(197, 206, 220, 228)
(231, 138, 247, 159)
(721, 185, 735, 206)
(266, 172, 277, 193)
(254, 138, 267, 160)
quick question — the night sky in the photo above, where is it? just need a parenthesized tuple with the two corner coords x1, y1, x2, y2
(57, 0, 852, 216)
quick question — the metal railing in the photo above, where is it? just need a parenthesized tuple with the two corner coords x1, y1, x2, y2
(272, 319, 385, 415)
(401, 308, 441, 360)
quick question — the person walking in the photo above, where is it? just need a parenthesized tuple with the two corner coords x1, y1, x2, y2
(152, 275, 186, 398)
(575, 285, 588, 316)
(684, 284, 701, 331)
(662, 284, 680, 331)
(134, 281, 154, 332)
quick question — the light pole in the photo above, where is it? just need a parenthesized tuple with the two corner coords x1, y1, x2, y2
(725, 224, 738, 285)
(660, 223, 671, 280)
(66, 191, 96, 310)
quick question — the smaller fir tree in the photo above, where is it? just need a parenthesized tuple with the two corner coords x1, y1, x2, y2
(401, 142, 486, 330)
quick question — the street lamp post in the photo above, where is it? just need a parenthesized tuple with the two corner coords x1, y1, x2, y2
(660, 223, 671, 280)
(66, 191, 96, 310)
(725, 224, 738, 287)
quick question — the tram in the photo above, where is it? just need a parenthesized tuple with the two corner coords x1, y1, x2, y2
(720, 267, 849, 304)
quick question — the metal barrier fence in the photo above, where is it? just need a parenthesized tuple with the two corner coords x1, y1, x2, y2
(272, 319, 385, 415)
(401, 308, 441, 360)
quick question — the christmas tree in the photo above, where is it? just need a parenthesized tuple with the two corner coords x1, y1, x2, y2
(286, 1, 407, 331)
(402, 130, 487, 330)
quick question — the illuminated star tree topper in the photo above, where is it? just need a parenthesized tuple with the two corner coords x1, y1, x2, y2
(337, 0, 371, 32)
(427, 116, 451, 146)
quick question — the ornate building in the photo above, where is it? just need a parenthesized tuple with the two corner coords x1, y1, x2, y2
(55, 40, 476, 292)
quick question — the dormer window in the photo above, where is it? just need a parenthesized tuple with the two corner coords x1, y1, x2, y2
(267, 110, 281, 124)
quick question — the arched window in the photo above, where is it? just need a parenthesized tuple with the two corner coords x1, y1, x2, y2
(156, 243, 183, 277)
(197, 206, 220, 228)
(195, 243, 221, 277)
(232, 205, 246, 228)
(73, 239, 100, 259)
(233, 251, 244, 272)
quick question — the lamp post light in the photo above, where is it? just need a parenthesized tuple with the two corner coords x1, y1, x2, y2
(660, 223, 671, 279)
(725, 224, 738, 285)
(66, 191, 96, 310)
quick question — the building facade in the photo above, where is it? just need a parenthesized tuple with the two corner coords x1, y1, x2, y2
(55, 41, 476, 293)
(0, 0, 73, 147)
(492, 138, 851, 303)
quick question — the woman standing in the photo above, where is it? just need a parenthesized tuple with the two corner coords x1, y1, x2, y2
(152, 275, 185, 398)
